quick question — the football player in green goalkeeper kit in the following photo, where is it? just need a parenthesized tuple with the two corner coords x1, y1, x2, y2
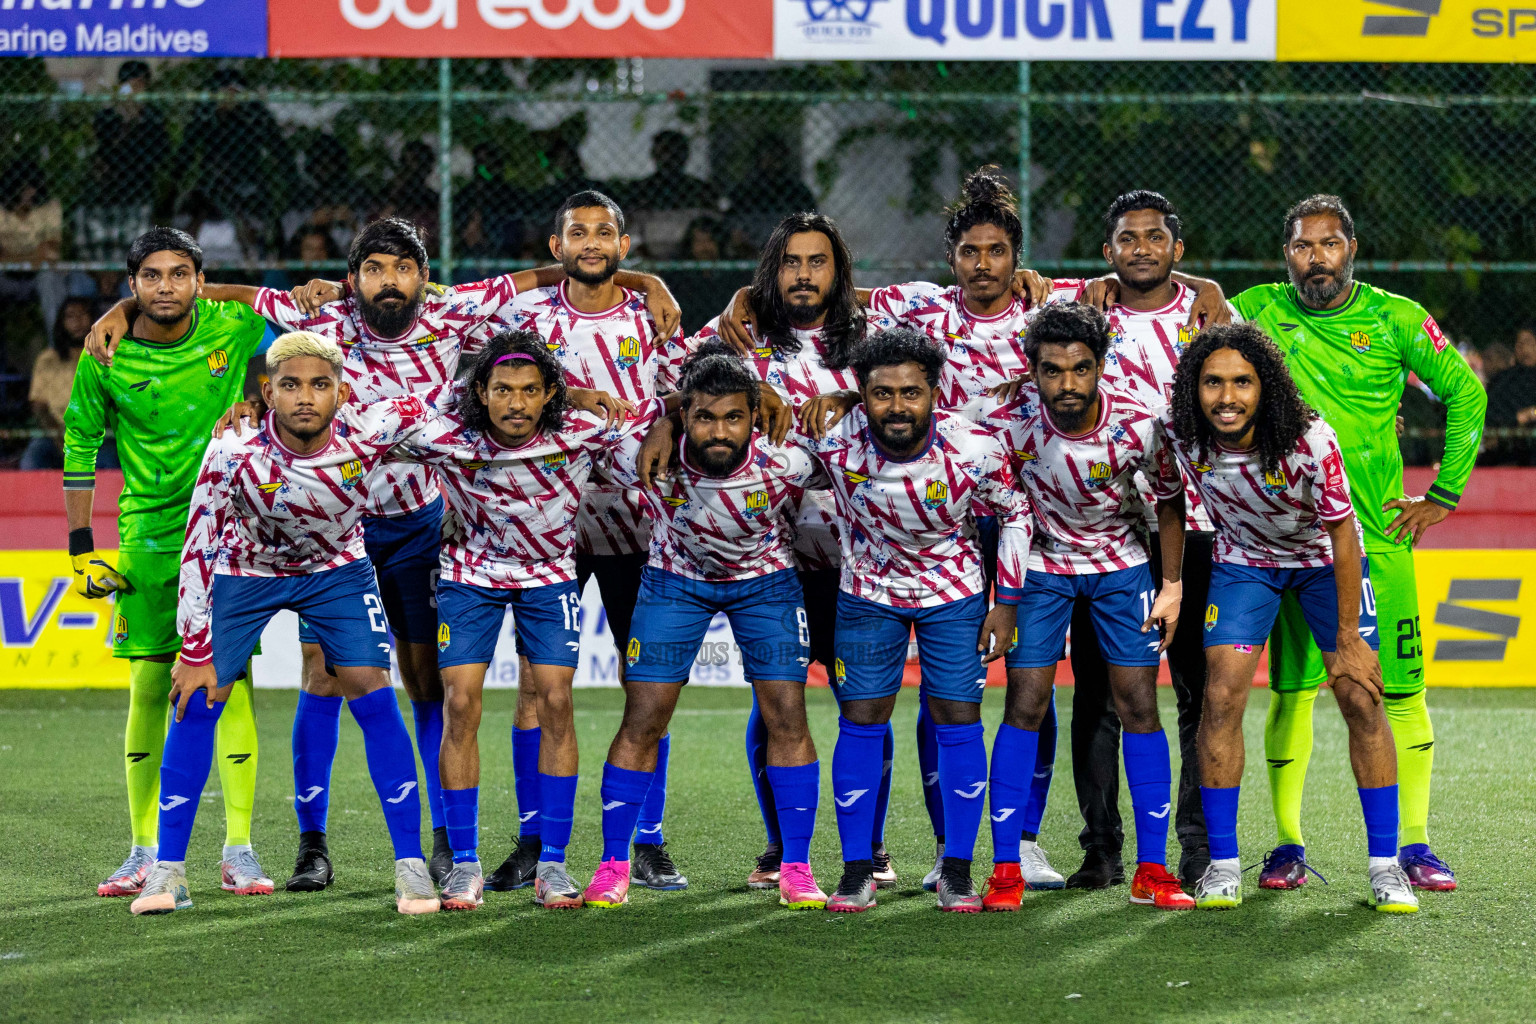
(1231, 196, 1486, 892)
(65, 227, 274, 899)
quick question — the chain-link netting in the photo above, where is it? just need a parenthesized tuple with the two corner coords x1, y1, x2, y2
(2, 57, 1534, 464)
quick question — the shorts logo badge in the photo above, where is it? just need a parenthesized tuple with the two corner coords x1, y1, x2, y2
(742, 490, 769, 517)
(615, 336, 642, 369)
(206, 349, 229, 378)
(437, 622, 450, 653)
(626, 637, 641, 668)
(112, 613, 128, 646)
(1350, 331, 1371, 354)
(833, 657, 847, 684)
(922, 480, 948, 509)
(1205, 604, 1219, 632)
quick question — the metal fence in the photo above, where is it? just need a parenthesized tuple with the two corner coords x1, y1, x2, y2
(2, 56, 1535, 460)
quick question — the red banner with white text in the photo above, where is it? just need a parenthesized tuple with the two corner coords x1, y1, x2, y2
(268, 0, 771, 58)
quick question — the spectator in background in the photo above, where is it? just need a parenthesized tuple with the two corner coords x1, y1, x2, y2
(454, 142, 523, 279)
(626, 131, 720, 259)
(178, 67, 292, 255)
(670, 215, 745, 335)
(0, 159, 68, 338)
(281, 133, 365, 257)
(1480, 341, 1515, 383)
(727, 142, 817, 250)
(80, 60, 167, 260)
(527, 122, 608, 230)
(23, 297, 117, 470)
(378, 140, 440, 245)
(262, 224, 342, 291)
(1486, 326, 1536, 465)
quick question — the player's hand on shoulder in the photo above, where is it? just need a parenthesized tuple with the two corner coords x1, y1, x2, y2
(170, 659, 221, 722)
(758, 387, 795, 446)
(719, 287, 755, 355)
(293, 278, 345, 315)
(987, 373, 1033, 405)
(798, 390, 859, 440)
(568, 387, 633, 430)
(636, 416, 677, 489)
(642, 277, 682, 341)
(214, 399, 267, 438)
(1012, 269, 1054, 309)
(1078, 275, 1120, 312)
(87, 300, 133, 368)
(1187, 279, 1233, 328)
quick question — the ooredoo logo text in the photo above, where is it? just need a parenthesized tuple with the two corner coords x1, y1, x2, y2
(339, 0, 687, 31)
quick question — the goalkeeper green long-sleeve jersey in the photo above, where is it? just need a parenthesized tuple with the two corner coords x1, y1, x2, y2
(63, 298, 268, 553)
(1232, 281, 1487, 553)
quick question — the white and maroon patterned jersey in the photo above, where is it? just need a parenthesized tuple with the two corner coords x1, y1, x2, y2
(657, 315, 862, 572)
(1158, 413, 1358, 570)
(804, 407, 1031, 609)
(495, 281, 674, 557)
(867, 280, 1078, 417)
(178, 395, 431, 664)
(981, 385, 1176, 575)
(390, 384, 633, 590)
(253, 276, 519, 519)
(610, 416, 828, 583)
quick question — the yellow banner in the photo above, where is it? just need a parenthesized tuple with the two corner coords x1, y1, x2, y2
(2, 550, 122, 689)
(1278, 1, 1536, 62)
(0, 547, 1532, 687)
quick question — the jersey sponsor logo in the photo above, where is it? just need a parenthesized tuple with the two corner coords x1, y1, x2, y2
(626, 636, 641, 667)
(1322, 450, 1346, 491)
(257, 480, 286, 495)
(206, 349, 230, 378)
(922, 480, 948, 509)
(615, 336, 643, 369)
(742, 490, 769, 517)
(129, 380, 152, 392)
(1349, 330, 1371, 354)
(437, 622, 451, 652)
(1205, 603, 1219, 631)
(1014, 448, 1038, 462)
(842, 469, 869, 485)
(753, 343, 773, 358)
(415, 331, 440, 349)
(463, 460, 490, 471)
(1262, 467, 1288, 494)
(1422, 314, 1448, 353)
(661, 495, 689, 509)
(540, 453, 568, 473)
(393, 394, 426, 418)
(1087, 461, 1112, 485)
(339, 459, 364, 488)
(1190, 459, 1213, 473)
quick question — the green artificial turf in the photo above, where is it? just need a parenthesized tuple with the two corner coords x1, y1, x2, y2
(1, 685, 1532, 1023)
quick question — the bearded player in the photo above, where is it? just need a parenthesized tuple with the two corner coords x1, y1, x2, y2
(1231, 196, 1486, 891)
(66, 227, 271, 900)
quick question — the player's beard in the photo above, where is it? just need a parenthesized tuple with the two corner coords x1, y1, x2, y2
(359, 285, 423, 338)
(141, 296, 194, 327)
(1290, 253, 1354, 308)
(869, 409, 930, 456)
(783, 286, 827, 327)
(563, 250, 619, 286)
(1046, 382, 1098, 434)
(685, 435, 749, 477)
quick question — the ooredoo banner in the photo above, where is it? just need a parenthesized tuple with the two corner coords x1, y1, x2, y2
(0, 0, 268, 57)
(268, 0, 772, 58)
(773, 0, 1277, 60)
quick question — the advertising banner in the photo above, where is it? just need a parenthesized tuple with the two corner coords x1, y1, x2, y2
(1277, 0, 1536, 63)
(5, 549, 1530, 689)
(0, 0, 268, 58)
(268, 0, 772, 58)
(773, 0, 1277, 60)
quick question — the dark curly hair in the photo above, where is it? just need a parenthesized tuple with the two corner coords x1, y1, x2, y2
(679, 339, 761, 413)
(849, 325, 947, 390)
(747, 212, 865, 370)
(1171, 322, 1316, 476)
(1103, 189, 1182, 246)
(456, 329, 568, 437)
(944, 165, 1023, 263)
(1023, 302, 1110, 366)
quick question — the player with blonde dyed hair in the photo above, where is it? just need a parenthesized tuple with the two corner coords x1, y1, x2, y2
(266, 330, 344, 375)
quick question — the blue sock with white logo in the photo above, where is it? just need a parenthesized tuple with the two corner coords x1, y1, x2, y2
(156, 697, 225, 862)
(410, 700, 446, 831)
(745, 696, 782, 847)
(634, 733, 668, 846)
(1124, 728, 1174, 867)
(1200, 785, 1241, 862)
(291, 692, 342, 834)
(538, 773, 579, 862)
(348, 688, 423, 861)
(988, 724, 1038, 865)
(441, 786, 479, 863)
(601, 762, 652, 862)
(1357, 784, 1400, 859)
(767, 762, 821, 865)
(1023, 691, 1057, 838)
(832, 717, 887, 864)
(934, 721, 988, 861)
(916, 694, 944, 840)
(512, 726, 541, 841)
(871, 724, 894, 852)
